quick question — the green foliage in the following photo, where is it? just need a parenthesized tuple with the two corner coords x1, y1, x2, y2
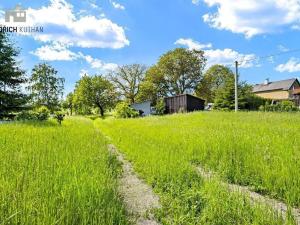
(196, 65, 233, 103)
(138, 48, 207, 104)
(35, 106, 50, 121)
(15, 110, 37, 121)
(0, 33, 27, 117)
(28, 63, 64, 112)
(154, 98, 166, 115)
(62, 92, 74, 115)
(96, 112, 297, 224)
(109, 64, 146, 104)
(73, 75, 117, 116)
(114, 102, 139, 118)
(0, 118, 129, 224)
(260, 101, 299, 112)
(213, 74, 262, 111)
(213, 74, 236, 110)
(15, 106, 50, 121)
(54, 111, 65, 125)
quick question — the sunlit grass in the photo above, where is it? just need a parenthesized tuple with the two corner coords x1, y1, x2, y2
(0, 118, 128, 225)
(96, 111, 299, 224)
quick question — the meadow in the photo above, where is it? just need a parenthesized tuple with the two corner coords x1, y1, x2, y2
(0, 118, 128, 225)
(96, 112, 300, 224)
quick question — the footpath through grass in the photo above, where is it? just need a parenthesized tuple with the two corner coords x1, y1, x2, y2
(96, 112, 300, 225)
(0, 118, 128, 225)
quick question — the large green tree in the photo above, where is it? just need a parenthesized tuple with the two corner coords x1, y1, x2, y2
(0, 33, 26, 118)
(196, 65, 233, 103)
(138, 48, 206, 103)
(28, 63, 64, 112)
(109, 64, 146, 104)
(136, 65, 168, 103)
(73, 75, 117, 116)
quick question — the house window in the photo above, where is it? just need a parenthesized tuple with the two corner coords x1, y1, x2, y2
(20, 12, 25, 17)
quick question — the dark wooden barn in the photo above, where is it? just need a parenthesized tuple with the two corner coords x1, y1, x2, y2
(164, 94, 205, 114)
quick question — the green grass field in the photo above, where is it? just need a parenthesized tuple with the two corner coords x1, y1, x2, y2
(96, 111, 300, 224)
(1, 113, 299, 225)
(0, 118, 128, 225)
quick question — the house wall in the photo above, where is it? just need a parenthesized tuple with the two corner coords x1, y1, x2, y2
(255, 90, 290, 100)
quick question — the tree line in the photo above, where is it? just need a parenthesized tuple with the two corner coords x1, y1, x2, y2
(0, 32, 264, 120)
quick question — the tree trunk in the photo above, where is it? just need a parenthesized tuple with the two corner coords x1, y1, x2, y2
(99, 105, 104, 117)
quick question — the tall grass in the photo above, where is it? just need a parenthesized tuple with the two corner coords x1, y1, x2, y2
(96, 112, 299, 224)
(0, 118, 128, 225)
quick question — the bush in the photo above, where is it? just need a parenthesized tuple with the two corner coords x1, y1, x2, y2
(259, 101, 299, 112)
(114, 102, 139, 118)
(15, 111, 37, 121)
(155, 99, 165, 115)
(54, 111, 65, 125)
(35, 106, 50, 121)
(15, 106, 50, 121)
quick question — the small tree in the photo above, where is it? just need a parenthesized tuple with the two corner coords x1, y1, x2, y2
(154, 98, 166, 115)
(54, 111, 65, 125)
(28, 63, 64, 112)
(63, 92, 74, 115)
(73, 75, 117, 117)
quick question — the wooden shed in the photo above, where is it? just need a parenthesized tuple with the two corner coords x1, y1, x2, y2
(164, 94, 205, 114)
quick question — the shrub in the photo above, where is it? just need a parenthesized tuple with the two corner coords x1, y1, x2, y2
(35, 106, 50, 121)
(114, 102, 139, 118)
(54, 111, 65, 125)
(15, 111, 37, 121)
(154, 99, 165, 115)
(259, 101, 299, 112)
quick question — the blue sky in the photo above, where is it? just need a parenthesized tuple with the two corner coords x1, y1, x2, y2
(1, 0, 300, 94)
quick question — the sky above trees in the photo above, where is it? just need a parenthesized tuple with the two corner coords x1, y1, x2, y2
(1, 0, 300, 94)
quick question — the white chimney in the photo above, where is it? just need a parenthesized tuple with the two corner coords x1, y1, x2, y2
(264, 78, 270, 85)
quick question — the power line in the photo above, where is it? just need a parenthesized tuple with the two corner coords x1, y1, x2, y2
(238, 48, 300, 66)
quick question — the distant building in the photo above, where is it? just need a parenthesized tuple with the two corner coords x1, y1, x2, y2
(131, 100, 152, 116)
(164, 94, 205, 114)
(253, 78, 300, 106)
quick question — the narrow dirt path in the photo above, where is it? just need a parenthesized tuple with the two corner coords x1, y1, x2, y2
(195, 166, 300, 225)
(108, 144, 161, 225)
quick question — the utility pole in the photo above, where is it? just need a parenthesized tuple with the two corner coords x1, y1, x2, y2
(235, 61, 239, 112)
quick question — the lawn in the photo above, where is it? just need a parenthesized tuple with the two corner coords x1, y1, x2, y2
(0, 118, 128, 225)
(96, 111, 300, 224)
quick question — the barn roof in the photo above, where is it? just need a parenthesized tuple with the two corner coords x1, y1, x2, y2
(253, 78, 299, 93)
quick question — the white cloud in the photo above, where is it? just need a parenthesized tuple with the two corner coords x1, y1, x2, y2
(202, 0, 300, 38)
(174, 38, 255, 68)
(205, 48, 256, 68)
(1, 0, 129, 49)
(80, 53, 118, 71)
(31, 42, 79, 61)
(31, 43, 118, 72)
(175, 38, 212, 50)
(276, 58, 300, 72)
(111, 1, 125, 10)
